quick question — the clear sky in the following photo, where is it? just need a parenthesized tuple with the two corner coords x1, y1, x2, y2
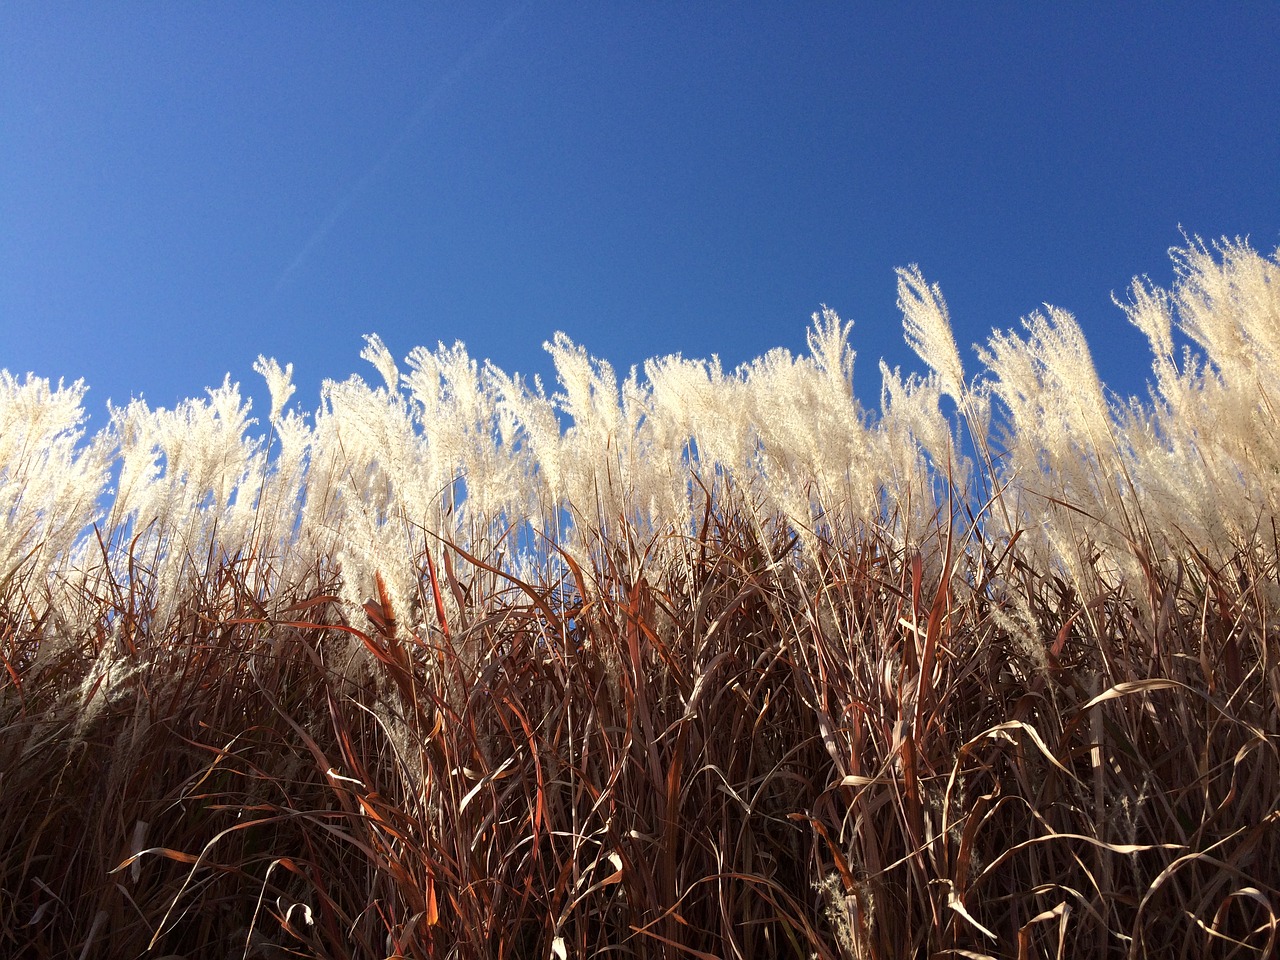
(2, 3, 1277, 429)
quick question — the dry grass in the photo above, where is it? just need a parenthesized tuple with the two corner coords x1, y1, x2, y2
(3, 238, 1279, 956)
(2, 483, 1277, 959)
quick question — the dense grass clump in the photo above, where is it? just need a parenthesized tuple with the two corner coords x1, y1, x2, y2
(2, 238, 1278, 957)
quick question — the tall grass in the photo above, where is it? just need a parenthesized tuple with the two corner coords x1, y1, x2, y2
(2, 237, 1278, 958)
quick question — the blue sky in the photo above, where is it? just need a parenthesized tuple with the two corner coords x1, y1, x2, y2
(2, 3, 1277, 430)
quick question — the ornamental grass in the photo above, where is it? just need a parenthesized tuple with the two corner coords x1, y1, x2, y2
(2, 238, 1278, 958)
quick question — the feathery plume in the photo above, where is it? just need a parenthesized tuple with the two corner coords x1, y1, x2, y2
(253, 355, 297, 422)
(897, 265, 965, 401)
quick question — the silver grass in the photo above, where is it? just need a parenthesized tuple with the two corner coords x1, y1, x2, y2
(253, 355, 297, 423)
(897, 265, 965, 402)
(6, 238, 1280, 634)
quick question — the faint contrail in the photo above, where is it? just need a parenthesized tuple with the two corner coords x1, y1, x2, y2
(275, 3, 531, 291)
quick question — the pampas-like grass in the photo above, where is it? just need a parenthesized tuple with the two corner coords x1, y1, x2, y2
(2, 238, 1277, 958)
